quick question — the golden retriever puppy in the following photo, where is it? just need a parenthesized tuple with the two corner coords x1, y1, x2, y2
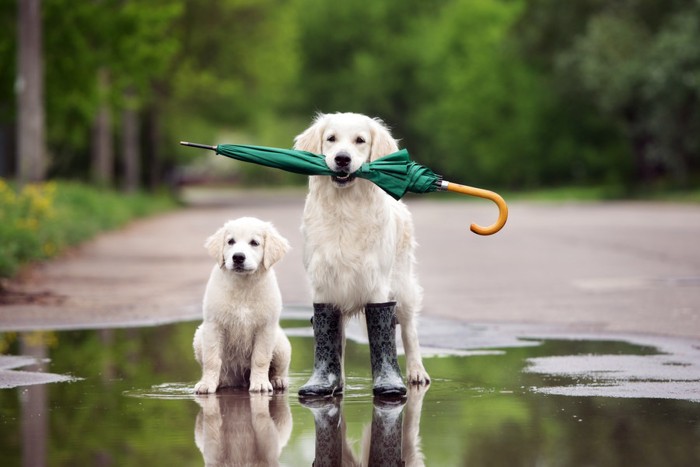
(193, 217, 291, 394)
(194, 392, 292, 466)
(295, 112, 429, 397)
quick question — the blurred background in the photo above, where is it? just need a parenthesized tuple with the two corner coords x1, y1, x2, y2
(0, 0, 700, 282)
(2, 0, 699, 192)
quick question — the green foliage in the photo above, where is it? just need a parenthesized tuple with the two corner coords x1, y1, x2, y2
(517, 0, 700, 187)
(287, 0, 638, 189)
(0, 179, 176, 279)
(41, 0, 183, 177)
(3, 0, 699, 191)
(408, 0, 552, 187)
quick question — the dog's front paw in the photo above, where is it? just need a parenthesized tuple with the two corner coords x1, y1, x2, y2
(270, 376, 288, 391)
(249, 378, 274, 393)
(194, 381, 216, 394)
(406, 364, 431, 386)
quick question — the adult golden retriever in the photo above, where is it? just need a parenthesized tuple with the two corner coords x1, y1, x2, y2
(295, 112, 430, 396)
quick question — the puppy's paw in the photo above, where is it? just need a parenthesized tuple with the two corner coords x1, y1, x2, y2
(249, 378, 274, 393)
(270, 376, 288, 391)
(406, 365, 431, 386)
(194, 381, 216, 394)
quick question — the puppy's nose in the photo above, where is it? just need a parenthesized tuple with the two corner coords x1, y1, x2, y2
(334, 152, 351, 169)
(232, 253, 246, 264)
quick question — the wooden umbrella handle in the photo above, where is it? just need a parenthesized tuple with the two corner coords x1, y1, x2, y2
(444, 182, 509, 235)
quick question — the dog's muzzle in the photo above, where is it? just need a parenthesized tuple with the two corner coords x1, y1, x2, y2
(331, 152, 357, 186)
(331, 172, 357, 185)
(230, 253, 252, 273)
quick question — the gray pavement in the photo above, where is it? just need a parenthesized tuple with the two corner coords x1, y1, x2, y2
(1, 188, 700, 340)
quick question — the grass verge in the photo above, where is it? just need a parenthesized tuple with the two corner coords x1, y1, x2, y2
(0, 179, 178, 279)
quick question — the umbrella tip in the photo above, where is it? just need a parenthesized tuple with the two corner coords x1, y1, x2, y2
(179, 141, 217, 151)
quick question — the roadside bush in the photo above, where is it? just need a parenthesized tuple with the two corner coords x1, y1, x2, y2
(0, 179, 176, 279)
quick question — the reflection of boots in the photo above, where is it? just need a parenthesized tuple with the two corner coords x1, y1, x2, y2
(300, 396, 343, 467)
(366, 302, 407, 397)
(299, 303, 343, 397)
(369, 398, 406, 467)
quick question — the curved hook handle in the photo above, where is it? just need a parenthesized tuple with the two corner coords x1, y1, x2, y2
(444, 182, 508, 235)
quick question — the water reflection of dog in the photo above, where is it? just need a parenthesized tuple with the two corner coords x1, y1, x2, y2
(194, 390, 292, 466)
(301, 385, 428, 466)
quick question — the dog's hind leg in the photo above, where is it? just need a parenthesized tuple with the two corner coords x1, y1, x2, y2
(393, 273, 430, 385)
(396, 306, 430, 385)
(269, 329, 291, 391)
(298, 303, 344, 397)
(193, 324, 203, 365)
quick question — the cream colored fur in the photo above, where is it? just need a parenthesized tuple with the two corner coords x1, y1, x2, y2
(194, 393, 292, 466)
(193, 217, 291, 393)
(294, 112, 429, 384)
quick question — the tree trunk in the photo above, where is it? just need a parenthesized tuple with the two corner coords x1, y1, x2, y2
(121, 88, 140, 192)
(16, 0, 46, 184)
(145, 103, 162, 191)
(92, 68, 114, 186)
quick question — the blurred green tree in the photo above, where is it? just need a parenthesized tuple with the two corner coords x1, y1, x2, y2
(42, 0, 183, 186)
(517, 0, 700, 187)
(2, 0, 698, 191)
(291, 0, 614, 189)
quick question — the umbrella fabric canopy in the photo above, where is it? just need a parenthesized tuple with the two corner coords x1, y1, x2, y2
(180, 142, 507, 235)
(218, 144, 336, 177)
(183, 142, 440, 200)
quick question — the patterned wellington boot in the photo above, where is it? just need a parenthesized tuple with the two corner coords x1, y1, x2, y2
(368, 398, 406, 466)
(298, 303, 344, 397)
(365, 302, 408, 397)
(299, 396, 344, 466)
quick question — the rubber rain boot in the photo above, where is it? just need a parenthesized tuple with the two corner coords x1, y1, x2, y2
(300, 396, 344, 466)
(365, 302, 407, 397)
(298, 303, 344, 397)
(368, 398, 406, 466)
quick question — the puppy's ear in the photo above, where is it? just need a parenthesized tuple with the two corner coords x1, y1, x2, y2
(369, 117, 399, 161)
(262, 224, 290, 270)
(204, 227, 226, 266)
(293, 113, 326, 153)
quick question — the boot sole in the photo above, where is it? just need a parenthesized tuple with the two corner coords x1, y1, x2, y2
(298, 386, 344, 397)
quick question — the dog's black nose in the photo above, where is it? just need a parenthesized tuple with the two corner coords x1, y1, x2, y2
(334, 152, 351, 169)
(232, 253, 246, 264)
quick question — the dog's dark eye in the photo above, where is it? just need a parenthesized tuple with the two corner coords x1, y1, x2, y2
(326, 135, 336, 142)
(249, 240, 260, 247)
(227, 238, 235, 245)
(355, 136, 365, 144)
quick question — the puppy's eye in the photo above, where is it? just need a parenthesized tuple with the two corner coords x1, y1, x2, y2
(355, 136, 365, 144)
(326, 135, 336, 142)
(249, 240, 260, 247)
(227, 238, 235, 245)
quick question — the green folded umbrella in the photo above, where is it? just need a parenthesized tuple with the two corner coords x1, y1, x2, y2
(180, 142, 507, 235)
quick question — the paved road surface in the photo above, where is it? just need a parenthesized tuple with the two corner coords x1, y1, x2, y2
(2, 188, 699, 339)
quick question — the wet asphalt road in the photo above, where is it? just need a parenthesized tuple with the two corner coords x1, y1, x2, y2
(1, 187, 700, 339)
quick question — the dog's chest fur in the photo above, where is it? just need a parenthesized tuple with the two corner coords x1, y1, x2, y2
(302, 180, 403, 307)
(204, 268, 281, 351)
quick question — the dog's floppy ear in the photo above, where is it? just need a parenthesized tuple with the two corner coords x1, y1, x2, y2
(262, 223, 290, 270)
(369, 117, 399, 161)
(204, 227, 226, 266)
(293, 113, 326, 154)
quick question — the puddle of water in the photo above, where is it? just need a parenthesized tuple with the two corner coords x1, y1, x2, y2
(0, 320, 699, 466)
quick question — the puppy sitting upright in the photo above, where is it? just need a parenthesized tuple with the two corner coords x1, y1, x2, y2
(193, 217, 291, 394)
